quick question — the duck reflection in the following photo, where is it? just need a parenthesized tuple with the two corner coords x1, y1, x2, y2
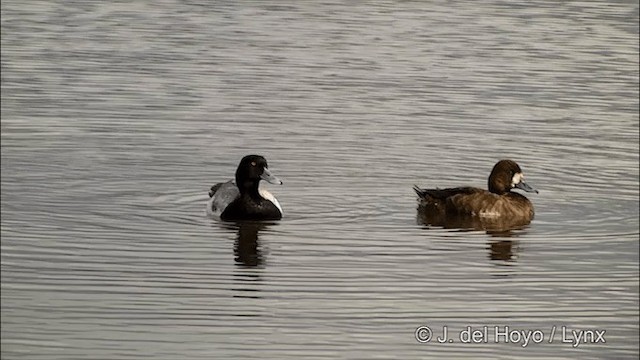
(417, 210, 525, 262)
(225, 221, 276, 301)
(222, 221, 278, 267)
(416, 207, 530, 236)
(488, 240, 519, 261)
(484, 227, 520, 261)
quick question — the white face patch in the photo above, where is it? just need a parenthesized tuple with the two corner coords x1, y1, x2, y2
(511, 172, 524, 187)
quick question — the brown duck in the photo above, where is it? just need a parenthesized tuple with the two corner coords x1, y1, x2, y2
(414, 160, 538, 230)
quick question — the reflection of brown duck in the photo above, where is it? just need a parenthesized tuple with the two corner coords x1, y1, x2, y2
(489, 240, 518, 261)
(414, 160, 538, 231)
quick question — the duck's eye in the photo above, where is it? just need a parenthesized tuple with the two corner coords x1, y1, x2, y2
(251, 161, 256, 166)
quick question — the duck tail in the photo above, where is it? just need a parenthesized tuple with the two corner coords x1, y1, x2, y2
(413, 185, 427, 198)
(209, 183, 223, 198)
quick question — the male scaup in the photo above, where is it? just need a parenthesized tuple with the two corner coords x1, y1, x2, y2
(207, 155, 283, 221)
(413, 160, 538, 229)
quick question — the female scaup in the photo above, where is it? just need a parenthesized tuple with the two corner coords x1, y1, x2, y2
(413, 160, 538, 228)
(207, 155, 283, 221)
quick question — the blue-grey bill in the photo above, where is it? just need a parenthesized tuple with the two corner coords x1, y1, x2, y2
(515, 181, 538, 193)
(261, 168, 283, 185)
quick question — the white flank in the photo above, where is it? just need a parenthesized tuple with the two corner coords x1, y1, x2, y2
(259, 188, 283, 214)
(206, 196, 219, 217)
(206, 181, 240, 218)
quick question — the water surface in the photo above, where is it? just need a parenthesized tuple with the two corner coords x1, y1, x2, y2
(1, 1, 638, 359)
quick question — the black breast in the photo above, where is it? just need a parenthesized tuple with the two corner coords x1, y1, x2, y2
(221, 196, 282, 221)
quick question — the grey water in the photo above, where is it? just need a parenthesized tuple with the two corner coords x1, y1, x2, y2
(1, 1, 638, 359)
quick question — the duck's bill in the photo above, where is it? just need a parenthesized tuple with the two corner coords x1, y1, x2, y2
(515, 181, 538, 194)
(261, 168, 283, 185)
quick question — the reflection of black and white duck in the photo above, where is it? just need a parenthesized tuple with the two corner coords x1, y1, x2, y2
(207, 155, 283, 221)
(414, 160, 538, 229)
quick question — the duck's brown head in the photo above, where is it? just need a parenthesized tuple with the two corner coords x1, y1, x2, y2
(488, 160, 538, 195)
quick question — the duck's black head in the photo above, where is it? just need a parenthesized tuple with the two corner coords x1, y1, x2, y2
(488, 160, 538, 195)
(235, 155, 282, 194)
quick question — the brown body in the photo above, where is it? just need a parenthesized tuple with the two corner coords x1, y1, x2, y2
(414, 160, 537, 230)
